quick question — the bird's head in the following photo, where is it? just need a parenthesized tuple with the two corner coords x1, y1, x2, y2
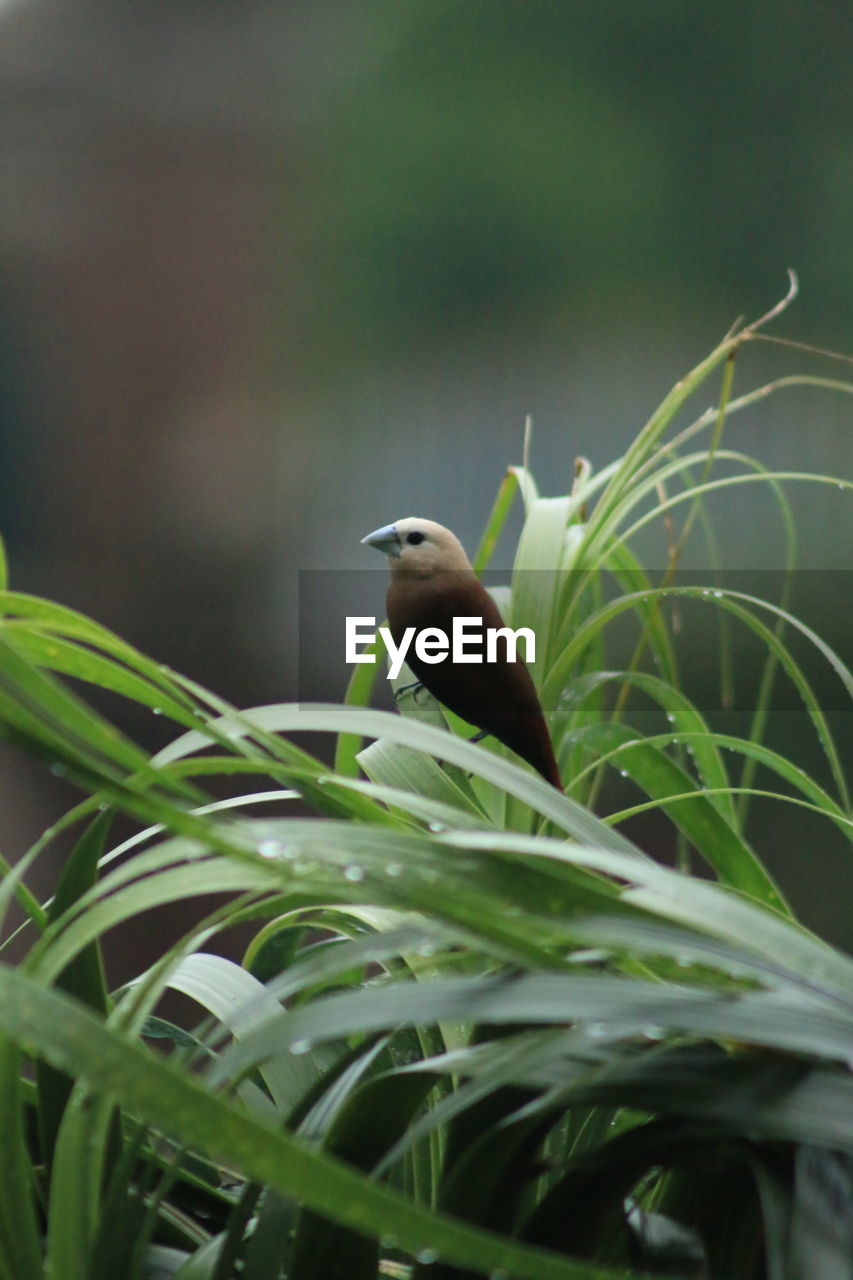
(361, 517, 473, 575)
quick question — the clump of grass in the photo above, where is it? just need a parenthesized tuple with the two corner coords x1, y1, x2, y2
(0, 278, 851, 1280)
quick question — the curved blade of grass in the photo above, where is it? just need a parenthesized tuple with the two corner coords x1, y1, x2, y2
(214, 972, 853, 1088)
(560, 720, 786, 910)
(635, 449, 799, 829)
(565, 727, 850, 837)
(28, 838, 559, 986)
(0, 592, 200, 717)
(427, 832, 853, 1000)
(411, 1036, 853, 1157)
(326, 774, 494, 830)
(0, 971, 642, 1280)
(356, 738, 487, 818)
(0, 1037, 42, 1280)
(605, 786, 853, 841)
(582, 447, 793, 570)
(28, 857, 280, 985)
(602, 545, 680, 689)
(564, 1048, 853, 1156)
(155, 703, 648, 855)
(510, 497, 572, 681)
(572, 305, 764, 569)
(544, 586, 851, 810)
(336, 628, 384, 777)
(5, 626, 197, 727)
(0, 846, 47, 935)
(38, 811, 113, 1169)
(633, 376, 853, 496)
(560, 914, 838, 994)
(598, 470, 851, 578)
(790, 1147, 853, 1280)
(471, 464, 538, 572)
(0, 632, 175, 784)
(156, 953, 325, 1116)
(558, 671, 735, 822)
(167, 673, 401, 826)
(46, 1080, 117, 1280)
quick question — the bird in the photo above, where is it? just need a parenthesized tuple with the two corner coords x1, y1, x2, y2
(361, 517, 562, 789)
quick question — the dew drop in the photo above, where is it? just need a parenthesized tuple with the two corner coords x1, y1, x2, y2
(416, 1247, 439, 1264)
(568, 948, 609, 964)
(428, 821, 445, 833)
(258, 839, 283, 859)
(585, 1022, 609, 1039)
(618, 769, 629, 778)
(385, 862, 403, 878)
(344, 864, 364, 882)
(711, 590, 724, 598)
(50, 762, 67, 777)
(641, 1023, 666, 1041)
(151, 706, 163, 716)
(290, 1039, 312, 1056)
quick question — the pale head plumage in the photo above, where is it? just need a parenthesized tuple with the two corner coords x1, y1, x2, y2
(361, 517, 474, 576)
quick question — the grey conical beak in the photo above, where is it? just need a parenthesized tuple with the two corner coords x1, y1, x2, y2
(361, 523, 401, 557)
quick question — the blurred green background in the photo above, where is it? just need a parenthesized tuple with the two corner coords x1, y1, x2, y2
(0, 1, 850, 931)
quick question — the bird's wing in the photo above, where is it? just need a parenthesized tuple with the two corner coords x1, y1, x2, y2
(387, 574, 545, 726)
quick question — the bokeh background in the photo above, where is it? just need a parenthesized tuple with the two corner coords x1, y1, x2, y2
(0, 1, 850, 946)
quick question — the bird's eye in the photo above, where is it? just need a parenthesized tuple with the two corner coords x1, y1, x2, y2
(406, 531, 426, 546)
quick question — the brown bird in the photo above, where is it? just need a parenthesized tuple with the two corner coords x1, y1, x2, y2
(361, 517, 562, 789)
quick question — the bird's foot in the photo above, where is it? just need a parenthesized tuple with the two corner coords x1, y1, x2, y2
(394, 680, 425, 704)
(464, 730, 491, 780)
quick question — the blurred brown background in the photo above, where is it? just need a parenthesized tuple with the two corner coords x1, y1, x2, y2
(0, 1, 850, 945)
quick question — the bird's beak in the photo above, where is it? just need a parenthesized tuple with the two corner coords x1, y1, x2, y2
(361, 523, 401, 557)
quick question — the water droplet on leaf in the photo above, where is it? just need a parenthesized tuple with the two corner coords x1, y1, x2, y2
(641, 1023, 666, 1041)
(258, 839, 283, 859)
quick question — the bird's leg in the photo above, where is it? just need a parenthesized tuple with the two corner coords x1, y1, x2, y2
(464, 728, 492, 779)
(393, 680, 424, 703)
